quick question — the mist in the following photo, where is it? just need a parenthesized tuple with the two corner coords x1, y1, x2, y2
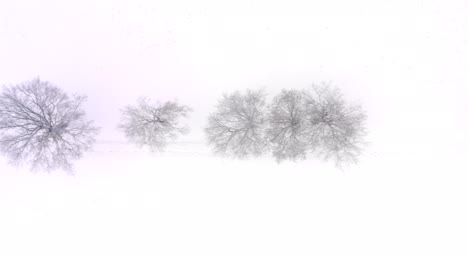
(1, 0, 467, 263)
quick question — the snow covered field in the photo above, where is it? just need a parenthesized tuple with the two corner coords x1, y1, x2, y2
(1, 141, 467, 264)
(1, 0, 467, 262)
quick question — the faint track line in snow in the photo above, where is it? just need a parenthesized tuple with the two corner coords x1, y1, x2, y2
(89, 140, 212, 157)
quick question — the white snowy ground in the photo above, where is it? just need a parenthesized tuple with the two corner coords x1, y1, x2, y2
(0, 141, 467, 264)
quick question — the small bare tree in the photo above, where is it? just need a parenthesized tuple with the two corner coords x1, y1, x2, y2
(205, 89, 269, 158)
(0, 78, 99, 173)
(266, 89, 309, 162)
(303, 83, 367, 166)
(118, 97, 192, 151)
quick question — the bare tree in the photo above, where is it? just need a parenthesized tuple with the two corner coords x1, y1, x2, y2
(303, 83, 367, 166)
(205, 89, 269, 158)
(118, 97, 192, 151)
(0, 78, 99, 173)
(266, 84, 367, 166)
(266, 89, 309, 162)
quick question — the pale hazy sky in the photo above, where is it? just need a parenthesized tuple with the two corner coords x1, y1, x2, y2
(1, 2, 468, 262)
(1, 0, 467, 152)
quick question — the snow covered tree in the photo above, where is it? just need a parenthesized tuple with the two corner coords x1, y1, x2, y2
(0, 78, 99, 173)
(266, 89, 309, 162)
(118, 97, 192, 151)
(205, 89, 269, 158)
(267, 83, 367, 165)
(303, 83, 367, 166)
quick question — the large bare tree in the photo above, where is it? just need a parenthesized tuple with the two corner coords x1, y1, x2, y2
(0, 78, 99, 172)
(303, 83, 367, 166)
(118, 97, 192, 151)
(266, 84, 367, 166)
(266, 89, 309, 162)
(205, 89, 269, 158)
